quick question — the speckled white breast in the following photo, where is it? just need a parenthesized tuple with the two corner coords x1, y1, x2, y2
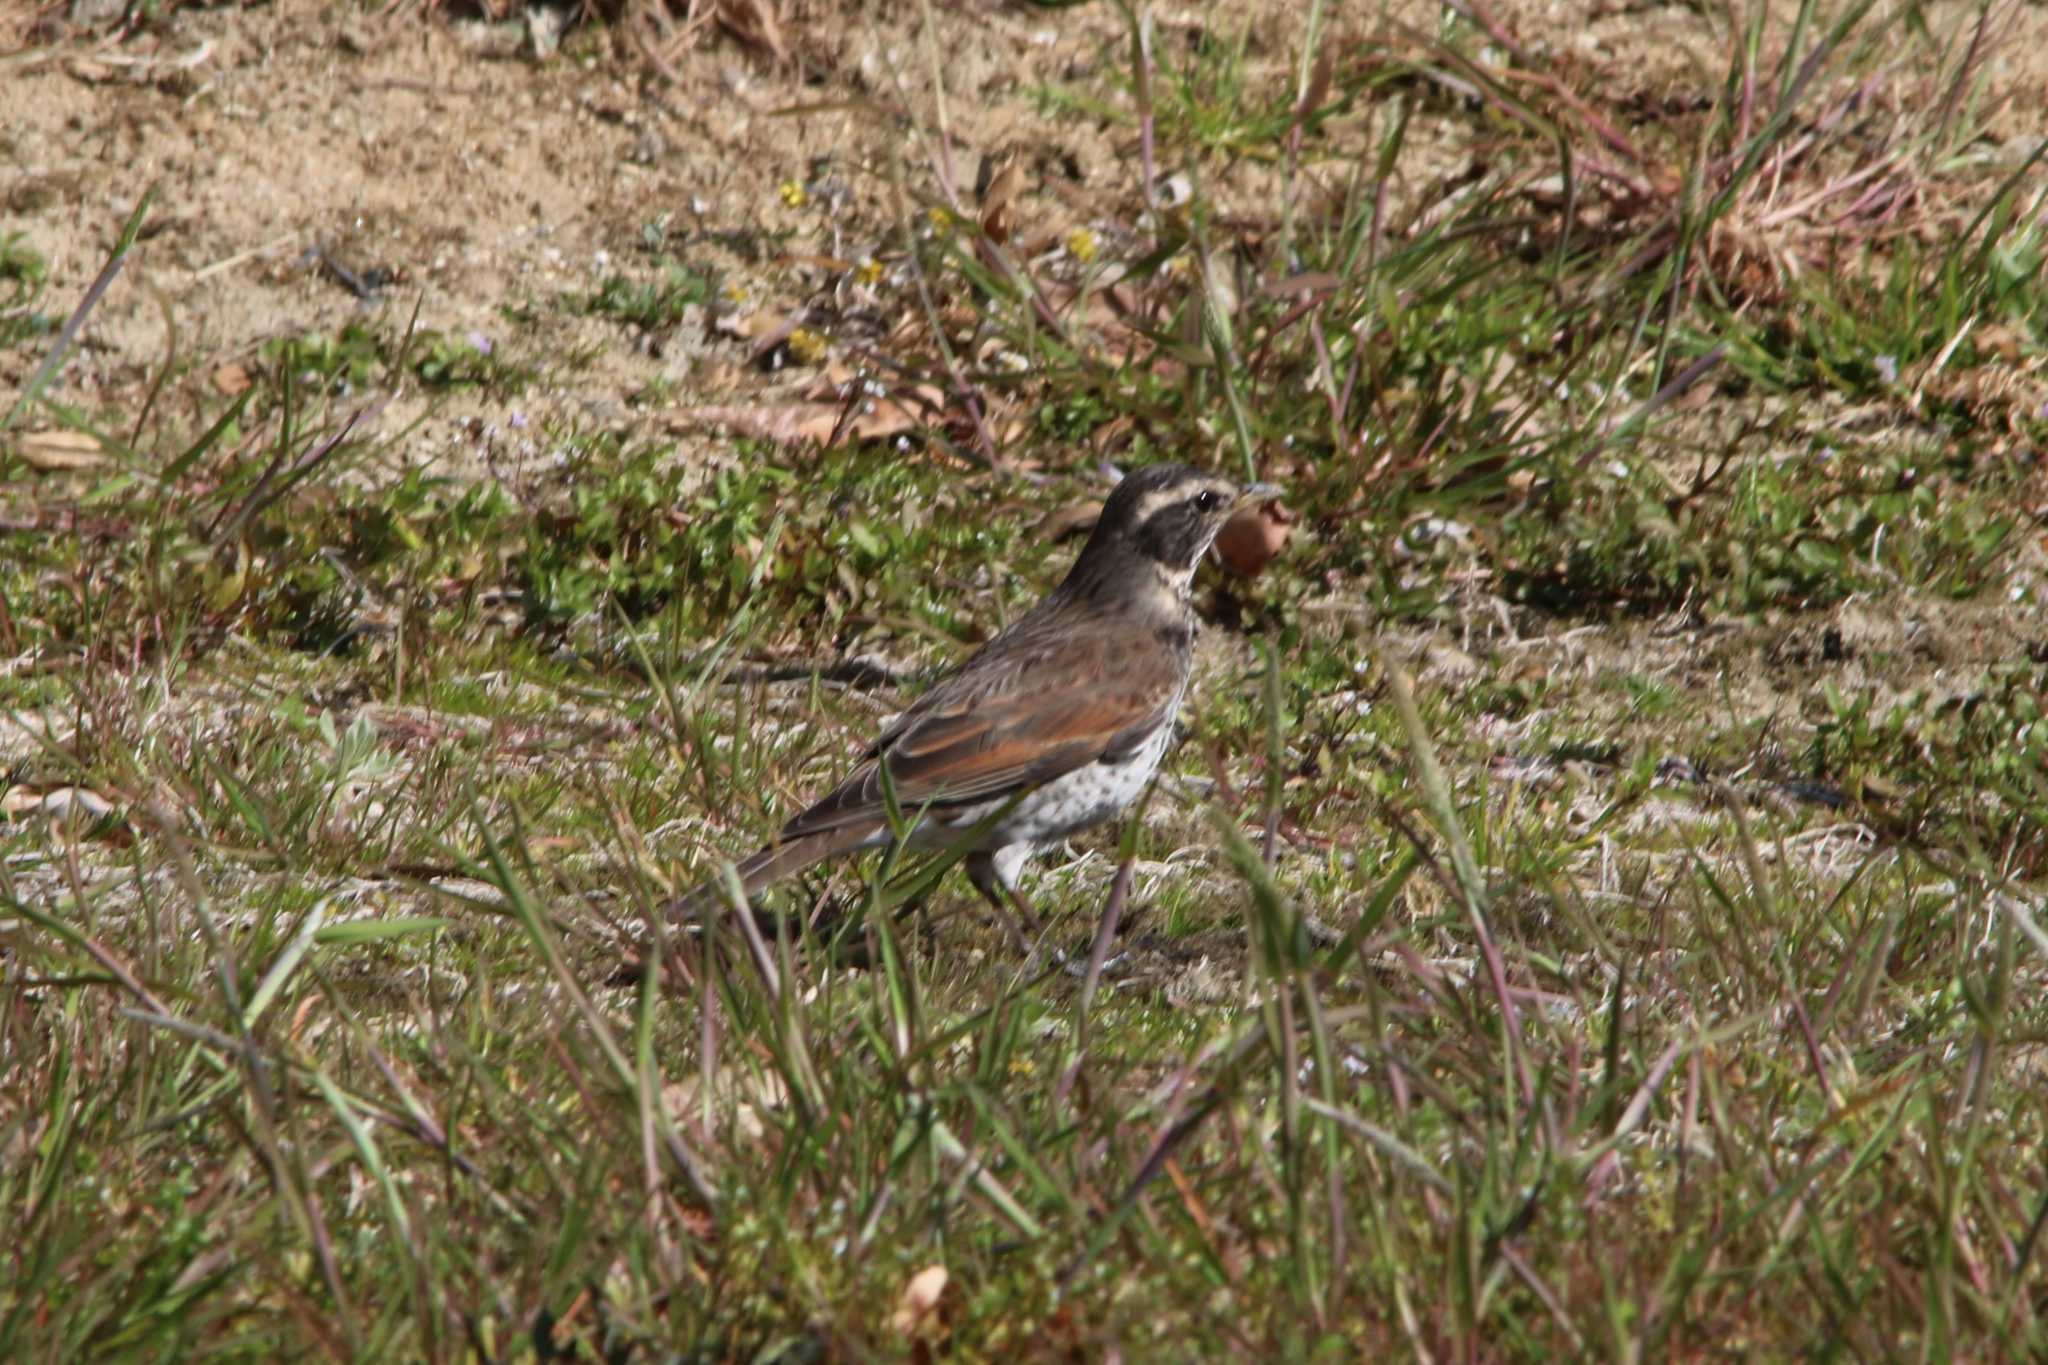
(900, 709, 1180, 886)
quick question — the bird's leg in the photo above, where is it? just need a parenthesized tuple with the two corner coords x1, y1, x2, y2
(966, 851, 1040, 956)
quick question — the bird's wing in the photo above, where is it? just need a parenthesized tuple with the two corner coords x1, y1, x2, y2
(776, 626, 1181, 841)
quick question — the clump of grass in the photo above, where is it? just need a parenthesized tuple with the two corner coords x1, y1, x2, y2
(567, 257, 721, 334)
(0, 231, 52, 349)
(264, 321, 536, 395)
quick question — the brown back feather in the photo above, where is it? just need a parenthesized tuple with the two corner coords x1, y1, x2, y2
(778, 612, 1185, 841)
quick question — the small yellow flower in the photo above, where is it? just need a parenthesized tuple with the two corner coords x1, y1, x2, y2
(1064, 227, 1099, 263)
(723, 280, 750, 303)
(779, 180, 808, 209)
(787, 327, 828, 364)
(927, 206, 954, 237)
(854, 256, 883, 287)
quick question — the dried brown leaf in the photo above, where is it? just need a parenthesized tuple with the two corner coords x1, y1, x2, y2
(15, 786, 131, 844)
(716, 0, 788, 63)
(890, 1264, 949, 1336)
(980, 161, 1027, 245)
(14, 429, 106, 472)
(674, 384, 943, 447)
(1036, 499, 1102, 542)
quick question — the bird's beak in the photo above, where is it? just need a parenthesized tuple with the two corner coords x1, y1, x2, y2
(1235, 481, 1283, 508)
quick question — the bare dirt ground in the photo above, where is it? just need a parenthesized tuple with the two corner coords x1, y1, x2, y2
(13, 0, 2010, 430)
(8, 0, 2042, 615)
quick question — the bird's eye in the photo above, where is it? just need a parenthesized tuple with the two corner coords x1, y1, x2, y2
(1193, 490, 1221, 513)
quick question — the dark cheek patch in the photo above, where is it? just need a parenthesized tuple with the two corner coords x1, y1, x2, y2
(1140, 509, 1204, 566)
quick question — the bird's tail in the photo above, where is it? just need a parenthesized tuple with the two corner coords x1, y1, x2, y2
(663, 825, 879, 925)
(611, 826, 880, 987)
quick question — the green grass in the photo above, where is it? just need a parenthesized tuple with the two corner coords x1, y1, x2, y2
(0, 231, 52, 350)
(566, 257, 722, 335)
(5, 0, 2048, 1357)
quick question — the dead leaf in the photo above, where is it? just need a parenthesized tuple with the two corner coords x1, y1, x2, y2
(30, 786, 131, 844)
(890, 1264, 949, 1336)
(1036, 500, 1102, 542)
(1214, 499, 1295, 577)
(674, 384, 943, 447)
(213, 363, 254, 396)
(980, 160, 1026, 245)
(0, 709, 78, 764)
(717, 0, 788, 63)
(14, 429, 106, 472)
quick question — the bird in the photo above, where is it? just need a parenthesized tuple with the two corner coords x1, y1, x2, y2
(662, 462, 1280, 951)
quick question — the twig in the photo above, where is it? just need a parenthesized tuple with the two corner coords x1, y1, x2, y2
(190, 230, 300, 283)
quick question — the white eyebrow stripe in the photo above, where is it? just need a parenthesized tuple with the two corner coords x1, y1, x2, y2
(1128, 477, 1234, 529)
(1133, 488, 1180, 523)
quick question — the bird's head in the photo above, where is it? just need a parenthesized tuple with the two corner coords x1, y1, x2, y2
(1083, 463, 1282, 587)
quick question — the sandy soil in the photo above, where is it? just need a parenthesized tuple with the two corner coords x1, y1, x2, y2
(5, 0, 2037, 440)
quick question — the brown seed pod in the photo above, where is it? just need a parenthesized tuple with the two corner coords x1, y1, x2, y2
(1213, 499, 1295, 577)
